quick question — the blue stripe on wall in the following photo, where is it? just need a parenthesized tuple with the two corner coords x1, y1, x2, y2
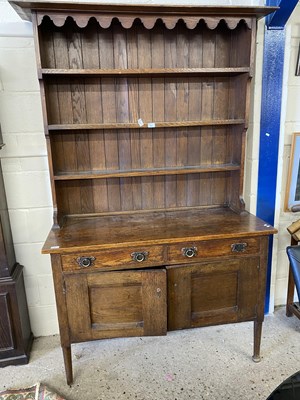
(257, 0, 297, 313)
(257, 29, 285, 314)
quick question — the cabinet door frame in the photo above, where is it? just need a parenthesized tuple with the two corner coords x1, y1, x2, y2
(167, 256, 260, 331)
(64, 268, 167, 342)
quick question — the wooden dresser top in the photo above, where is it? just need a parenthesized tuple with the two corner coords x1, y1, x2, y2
(42, 208, 277, 254)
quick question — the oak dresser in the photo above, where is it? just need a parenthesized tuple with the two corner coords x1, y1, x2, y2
(10, 0, 277, 384)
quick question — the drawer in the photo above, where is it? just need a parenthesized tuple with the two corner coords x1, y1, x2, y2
(168, 237, 260, 264)
(61, 245, 165, 272)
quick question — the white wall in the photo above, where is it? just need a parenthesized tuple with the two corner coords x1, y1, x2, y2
(0, 0, 57, 335)
(0, 0, 276, 337)
(270, 3, 300, 308)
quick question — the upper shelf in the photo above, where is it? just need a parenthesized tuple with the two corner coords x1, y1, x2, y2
(41, 67, 250, 78)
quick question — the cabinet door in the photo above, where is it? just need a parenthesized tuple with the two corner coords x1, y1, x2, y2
(167, 258, 259, 330)
(65, 269, 167, 342)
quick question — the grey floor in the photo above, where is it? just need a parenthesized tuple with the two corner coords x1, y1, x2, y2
(1, 306, 300, 400)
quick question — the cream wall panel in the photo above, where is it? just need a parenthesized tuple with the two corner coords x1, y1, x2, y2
(8, 208, 53, 244)
(273, 2, 300, 309)
(28, 305, 59, 337)
(24, 275, 41, 307)
(286, 86, 300, 122)
(14, 243, 52, 276)
(0, 48, 38, 92)
(0, 92, 43, 133)
(244, 18, 264, 216)
(1, 133, 47, 157)
(275, 277, 290, 307)
(2, 171, 52, 208)
(1, 156, 48, 173)
(0, 37, 32, 47)
(36, 275, 56, 306)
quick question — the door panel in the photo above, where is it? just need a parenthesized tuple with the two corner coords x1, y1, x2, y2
(167, 257, 259, 330)
(65, 268, 167, 342)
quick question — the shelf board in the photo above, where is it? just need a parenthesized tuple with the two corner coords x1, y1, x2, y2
(48, 119, 245, 131)
(41, 67, 250, 77)
(53, 164, 240, 180)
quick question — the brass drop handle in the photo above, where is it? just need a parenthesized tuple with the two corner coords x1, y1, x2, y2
(231, 243, 247, 253)
(182, 247, 197, 258)
(131, 251, 149, 263)
(76, 256, 95, 268)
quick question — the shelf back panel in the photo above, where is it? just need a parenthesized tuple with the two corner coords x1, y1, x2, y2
(43, 75, 248, 126)
(36, 11, 253, 221)
(55, 172, 234, 216)
(39, 18, 251, 70)
(50, 126, 242, 175)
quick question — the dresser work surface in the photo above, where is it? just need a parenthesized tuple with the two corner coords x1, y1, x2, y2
(42, 208, 275, 253)
(9, 0, 277, 384)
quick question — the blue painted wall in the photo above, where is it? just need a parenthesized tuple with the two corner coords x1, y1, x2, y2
(256, 0, 298, 313)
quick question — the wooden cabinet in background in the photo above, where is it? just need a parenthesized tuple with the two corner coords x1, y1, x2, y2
(10, 0, 277, 384)
(0, 127, 33, 367)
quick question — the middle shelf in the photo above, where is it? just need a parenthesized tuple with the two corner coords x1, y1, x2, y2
(48, 119, 245, 132)
(53, 163, 241, 180)
(40, 67, 250, 77)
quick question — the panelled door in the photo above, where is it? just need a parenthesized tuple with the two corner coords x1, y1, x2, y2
(64, 268, 167, 342)
(167, 258, 260, 330)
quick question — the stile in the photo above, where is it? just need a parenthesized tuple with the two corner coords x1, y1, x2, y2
(137, 24, 154, 210)
(113, 24, 133, 211)
(151, 23, 166, 209)
(164, 27, 177, 208)
(176, 23, 189, 207)
(126, 25, 141, 211)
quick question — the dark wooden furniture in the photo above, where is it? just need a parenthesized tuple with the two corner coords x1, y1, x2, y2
(10, 1, 277, 384)
(286, 220, 300, 319)
(0, 126, 33, 366)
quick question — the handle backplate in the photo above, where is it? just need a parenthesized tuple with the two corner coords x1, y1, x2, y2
(231, 243, 248, 253)
(76, 256, 96, 268)
(131, 251, 149, 263)
(182, 247, 197, 258)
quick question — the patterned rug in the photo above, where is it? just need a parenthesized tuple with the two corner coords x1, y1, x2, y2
(0, 383, 66, 400)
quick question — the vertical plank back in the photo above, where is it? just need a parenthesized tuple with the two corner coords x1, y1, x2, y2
(38, 17, 253, 219)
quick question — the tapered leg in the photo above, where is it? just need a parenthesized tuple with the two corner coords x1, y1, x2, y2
(252, 320, 262, 362)
(62, 346, 73, 385)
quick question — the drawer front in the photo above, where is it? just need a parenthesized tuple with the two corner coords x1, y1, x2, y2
(168, 237, 260, 264)
(61, 245, 165, 272)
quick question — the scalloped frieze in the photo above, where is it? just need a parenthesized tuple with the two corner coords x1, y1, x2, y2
(37, 12, 252, 30)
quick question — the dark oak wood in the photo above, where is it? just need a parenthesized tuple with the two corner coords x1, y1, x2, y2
(0, 265, 33, 367)
(48, 119, 246, 131)
(53, 164, 241, 181)
(41, 67, 250, 77)
(42, 209, 275, 254)
(0, 128, 33, 366)
(9, 1, 278, 384)
(167, 257, 259, 330)
(9, 2, 278, 26)
(65, 269, 167, 341)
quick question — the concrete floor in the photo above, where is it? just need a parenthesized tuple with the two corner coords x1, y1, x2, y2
(1, 306, 300, 400)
